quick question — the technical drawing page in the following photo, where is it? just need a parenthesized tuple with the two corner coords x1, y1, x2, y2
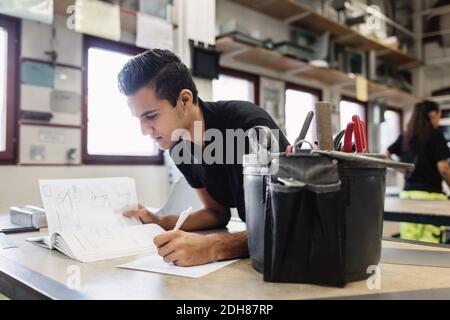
(39, 177, 141, 234)
(118, 255, 239, 278)
(60, 224, 165, 261)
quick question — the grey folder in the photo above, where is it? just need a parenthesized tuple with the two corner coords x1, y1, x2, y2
(51, 90, 81, 114)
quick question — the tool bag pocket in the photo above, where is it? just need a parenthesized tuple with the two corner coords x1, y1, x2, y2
(338, 164, 386, 282)
(264, 159, 346, 287)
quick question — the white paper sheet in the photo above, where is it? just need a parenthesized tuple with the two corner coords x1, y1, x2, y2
(39, 177, 141, 234)
(74, 0, 120, 41)
(184, 0, 215, 45)
(136, 12, 173, 50)
(118, 255, 239, 278)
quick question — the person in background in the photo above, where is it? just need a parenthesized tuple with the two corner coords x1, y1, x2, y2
(387, 100, 450, 243)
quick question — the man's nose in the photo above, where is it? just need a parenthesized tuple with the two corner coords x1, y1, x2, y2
(140, 121, 154, 137)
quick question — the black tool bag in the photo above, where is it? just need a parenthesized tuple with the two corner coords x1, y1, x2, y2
(243, 128, 413, 287)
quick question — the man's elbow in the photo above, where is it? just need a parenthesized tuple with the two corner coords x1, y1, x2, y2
(216, 208, 231, 228)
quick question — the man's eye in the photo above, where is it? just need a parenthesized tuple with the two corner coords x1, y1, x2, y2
(144, 114, 157, 120)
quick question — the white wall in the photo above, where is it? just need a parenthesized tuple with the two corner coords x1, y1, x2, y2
(0, 12, 184, 213)
(0, 165, 169, 213)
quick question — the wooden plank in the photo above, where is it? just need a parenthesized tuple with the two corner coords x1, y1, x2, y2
(338, 33, 385, 51)
(236, 48, 299, 72)
(235, 0, 303, 20)
(300, 68, 349, 85)
(292, 12, 350, 38)
(215, 37, 250, 54)
(54, 0, 75, 16)
(381, 50, 422, 68)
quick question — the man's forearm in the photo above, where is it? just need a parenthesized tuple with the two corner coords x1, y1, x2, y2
(438, 160, 450, 188)
(158, 208, 230, 231)
(443, 169, 450, 189)
(207, 231, 249, 261)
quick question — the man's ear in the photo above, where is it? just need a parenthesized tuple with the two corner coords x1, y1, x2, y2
(179, 89, 193, 107)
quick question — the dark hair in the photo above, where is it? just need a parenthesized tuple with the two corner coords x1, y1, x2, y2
(405, 100, 440, 151)
(118, 49, 198, 106)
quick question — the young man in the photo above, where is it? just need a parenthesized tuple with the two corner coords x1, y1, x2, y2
(119, 49, 289, 266)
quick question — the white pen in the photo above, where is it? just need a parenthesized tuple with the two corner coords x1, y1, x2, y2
(173, 206, 193, 231)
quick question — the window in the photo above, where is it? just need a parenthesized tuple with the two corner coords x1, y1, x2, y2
(0, 17, 19, 163)
(83, 36, 162, 164)
(212, 68, 257, 103)
(284, 84, 321, 147)
(380, 108, 402, 152)
(339, 98, 367, 131)
(0, 28, 7, 152)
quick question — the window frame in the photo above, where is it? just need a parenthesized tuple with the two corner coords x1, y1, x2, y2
(384, 106, 403, 134)
(0, 15, 19, 164)
(340, 95, 368, 134)
(284, 82, 322, 144)
(380, 106, 403, 152)
(217, 67, 260, 105)
(285, 82, 322, 101)
(82, 35, 163, 165)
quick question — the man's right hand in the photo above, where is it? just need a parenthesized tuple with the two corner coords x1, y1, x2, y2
(122, 204, 161, 225)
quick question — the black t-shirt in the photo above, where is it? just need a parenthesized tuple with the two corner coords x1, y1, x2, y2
(388, 128, 450, 193)
(169, 99, 290, 221)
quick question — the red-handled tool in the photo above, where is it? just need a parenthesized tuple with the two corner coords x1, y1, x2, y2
(343, 122, 355, 153)
(360, 120, 367, 152)
(351, 115, 368, 153)
(340, 115, 368, 153)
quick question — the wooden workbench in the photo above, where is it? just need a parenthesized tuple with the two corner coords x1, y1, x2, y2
(1, 215, 450, 300)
